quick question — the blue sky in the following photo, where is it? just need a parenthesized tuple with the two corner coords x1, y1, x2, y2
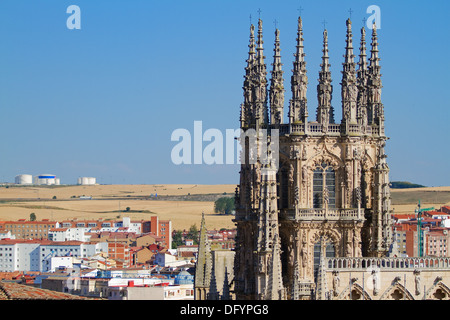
(0, 0, 448, 186)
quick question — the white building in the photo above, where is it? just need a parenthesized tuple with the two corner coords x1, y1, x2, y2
(0, 240, 41, 272)
(427, 212, 450, 228)
(39, 242, 108, 272)
(0, 231, 15, 240)
(107, 282, 193, 300)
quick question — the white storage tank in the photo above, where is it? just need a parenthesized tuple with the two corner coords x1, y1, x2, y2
(15, 174, 33, 185)
(35, 174, 56, 185)
(78, 177, 96, 185)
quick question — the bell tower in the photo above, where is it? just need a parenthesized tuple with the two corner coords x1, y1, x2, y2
(234, 18, 393, 300)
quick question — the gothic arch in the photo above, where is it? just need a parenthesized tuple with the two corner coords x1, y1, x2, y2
(425, 279, 450, 300)
(336, 282, 371, 300)
(310, 228, 342, 256)
(380, 281, 414, 300)
(308, 152, 343, 171)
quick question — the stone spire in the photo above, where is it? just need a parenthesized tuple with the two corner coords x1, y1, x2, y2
(367, 22, 384, 131)
(253, 19, 269, 127)
(316, 29, 334, 126)
(241, 24, 256, 128)
(341, 19, 358, 125)
(255, 142, 284, 299)
(371, 141, 393, 257)
(357, 26, 369, 128)
(269, 28, 285, 125)
(266, 234, 286, 300)
(289, 17, 308, 124)
(194, 213, 212, 299)
(315, 238, 329, 300)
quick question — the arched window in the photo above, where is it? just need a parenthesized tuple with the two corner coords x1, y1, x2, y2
(313, 238, 335, 280)
(313, 163, 336, 208)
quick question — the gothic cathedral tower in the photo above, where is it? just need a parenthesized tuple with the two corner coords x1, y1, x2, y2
(233, 18, 393, 300)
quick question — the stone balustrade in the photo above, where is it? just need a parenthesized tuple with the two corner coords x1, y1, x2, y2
(326, 256, 450, 271)
(277, 123, 382, 137)
(281, 208, 363, 221)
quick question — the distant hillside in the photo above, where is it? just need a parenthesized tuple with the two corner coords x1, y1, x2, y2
(390, 181, 426, 189)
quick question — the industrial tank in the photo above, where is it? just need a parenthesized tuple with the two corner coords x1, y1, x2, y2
(15, 174, 33, 185)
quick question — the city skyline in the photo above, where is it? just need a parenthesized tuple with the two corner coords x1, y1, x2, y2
(0, 0, 448, 186)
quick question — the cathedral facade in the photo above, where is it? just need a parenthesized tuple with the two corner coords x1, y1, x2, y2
(233, 17, 394, 300)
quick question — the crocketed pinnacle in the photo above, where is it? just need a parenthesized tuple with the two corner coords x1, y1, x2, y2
(369, 22, 380, 73)
(341, 19, 357, 124)
(293, 17, 306, 72)
(343, 19, 356, 71)
(256, 19, 265, 66)
(289, 16, 308, 124)
(320, 29, 330, 74)
(316, 28, 334, 124)
(270, 28, 285, 124)
(358, 26, 368, 73)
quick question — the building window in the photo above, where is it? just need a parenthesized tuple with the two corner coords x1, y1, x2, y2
(313, 239, 335, 280)
(313, 163, 336, 209)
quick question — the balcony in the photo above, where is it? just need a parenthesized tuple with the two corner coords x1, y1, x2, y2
(281, 208, 364, 222)
(277, 123, 383, 137)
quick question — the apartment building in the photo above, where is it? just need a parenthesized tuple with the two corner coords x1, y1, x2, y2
(0, 219, 57, 240)
(426, 229, 449, 257)
(394, 207, 450, 257)
(0, 239, 45, 272)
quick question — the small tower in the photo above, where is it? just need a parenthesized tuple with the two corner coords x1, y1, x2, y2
(289, 17, 308, 124)
(269, 28, 285, 125)
(316, 29, 334, 127)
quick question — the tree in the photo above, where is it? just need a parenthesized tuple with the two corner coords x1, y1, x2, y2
(187, 224, 199, 245)
(30, 213, 36, 221)
(214, 197, 235, 215)
(172, 230, 183, 249)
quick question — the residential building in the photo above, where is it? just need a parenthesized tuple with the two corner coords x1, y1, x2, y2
(0, 239, 44, 272)
(0, 219, 57, 240)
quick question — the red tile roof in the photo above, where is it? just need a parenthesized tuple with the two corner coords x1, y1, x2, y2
(0, 281, 94, 300)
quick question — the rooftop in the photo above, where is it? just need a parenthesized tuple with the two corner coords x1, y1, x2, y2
(0, 281, 94, 300)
